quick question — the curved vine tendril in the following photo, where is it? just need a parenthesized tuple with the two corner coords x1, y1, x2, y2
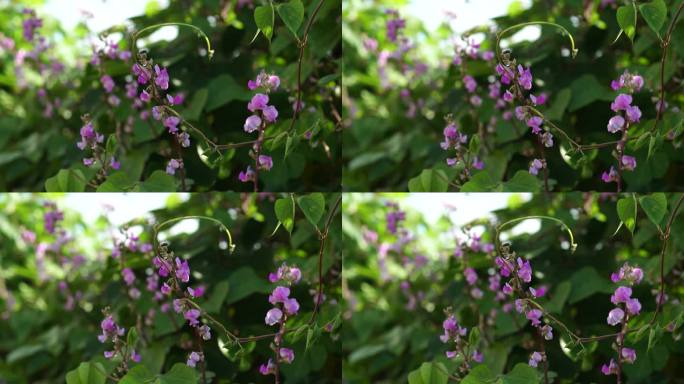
(496, 21, 578, 63)
(495, 215, 577, 253)
(131, 22, 214, 60)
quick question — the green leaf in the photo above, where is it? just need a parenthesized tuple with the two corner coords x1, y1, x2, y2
(127, 327, 138, 347)
(97, 171, 135, 192)
(460, 171, 498, 192)
(139, 171, 176, 191)
(45, 169, 87, 192)
(277, 0, 304, 38)
(639, 193, 668, 228)
(502, 170, 541, 192)
(254, 4, 275, 41)
(407, 362, 448, 384)
(568, 266, 613, 303)
(6, 344, 44, 363)
(65, 362, 106, 384)
(461, 365, 496, 384)
(648, 327, 662, 352)
(297, 193, 326, 228)
(617, 195, 637, 234)
(205, 75, 252, 112)
(503, 363, 540, 384)
(639, 0, 667, 38)
(408, 169, 449, 192)
(420, 362, 448, 384)
(183, 88, 208, 120)
(224, 267, 270, 305)
(158, 363, 198, 384)
(275, 196, 295, 233)
(616, 4, 637, 42)
(105, 135, 117, 157)
(568, 74, 614, 112)
(203, 280, 230, 313)
(119, 365, 155, 384)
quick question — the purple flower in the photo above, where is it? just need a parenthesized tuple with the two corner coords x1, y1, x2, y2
(622, 155, 637, 171)
(517, 257, 532, 283)
(625, 298, 641, 315)
(154, 65, 169, 90)
(517, 65, 533, 90)
(183, 309, 201, 327)
(269, 286, 290, 304)
(199, 325, 211, 340)
(173, 299, 183, 313)
(607, 115, 625, 133)
(529, 351, 543, 367)
(161, 283, 171, 295)
(239, 166, 255, 182)
(262, 105, 279, 122)
(502, 282, 513, 295)
(152, 106, 163, 120)
(622, 347, 636, 363)
(267, 75, 280, 90)
(529, 159, 543, 175)
(541, 324, 553, 340)
(132, 63, 151, 84)
(602, 166, 618, 183)
(244, 115, 261, 133)
(188, 286, 205, 298)
(258, 155, 273, 171)
(526, 309, 542, 326)
(607, 307, 624, 326)
(541, 132, 554, 147)
(175, 257, 190, 282)
(283, 298, 300, 315)
(110, 157, 121, 170)
(463, 75, 477, 93)
(259, 359, 276, 375)
(471, 350, 484, 363)
(503, 90, 514, 102)
(140, 90, 151, 102)
(279, 348, 295, 364)
(164, 116, 180, 133)
(265, 307, 283, 325)
(186, 351, 202, 367)
(100, 75, 115, 93)
(526, 116, 543, 134)
(610, 93, 632, 112)
(130, 350, 141, 363)
(464, 267, 478, 285)
(601, 359, 618, 375)
(104, 350, 116, 359)
(248, 93, 269, 112)
(611, 286, 632, 304)
(122, 268, 135, 286)
(625, 105, 641, 123)
(166, 158, 182, 175)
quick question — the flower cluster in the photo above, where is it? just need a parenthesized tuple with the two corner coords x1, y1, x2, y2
(601, 263, 643, 376)
(22, 8, 43, 42)
(385, 201, 406, 235)
(439, 312, 483, 368)
(440, 117, 484, 179)
(153, 242, 210, 368)
(495, 53, 555, 177)
(130, 52, 188, 176)
(239, 71, 279, 185)
(494, 244, 553, 369)
(385, 9, 406, 43)
(602, 71, 643, 186)
(260, 263, 301, 376)
(97, 312, 140, 363)
(43, 202, 64, 234)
